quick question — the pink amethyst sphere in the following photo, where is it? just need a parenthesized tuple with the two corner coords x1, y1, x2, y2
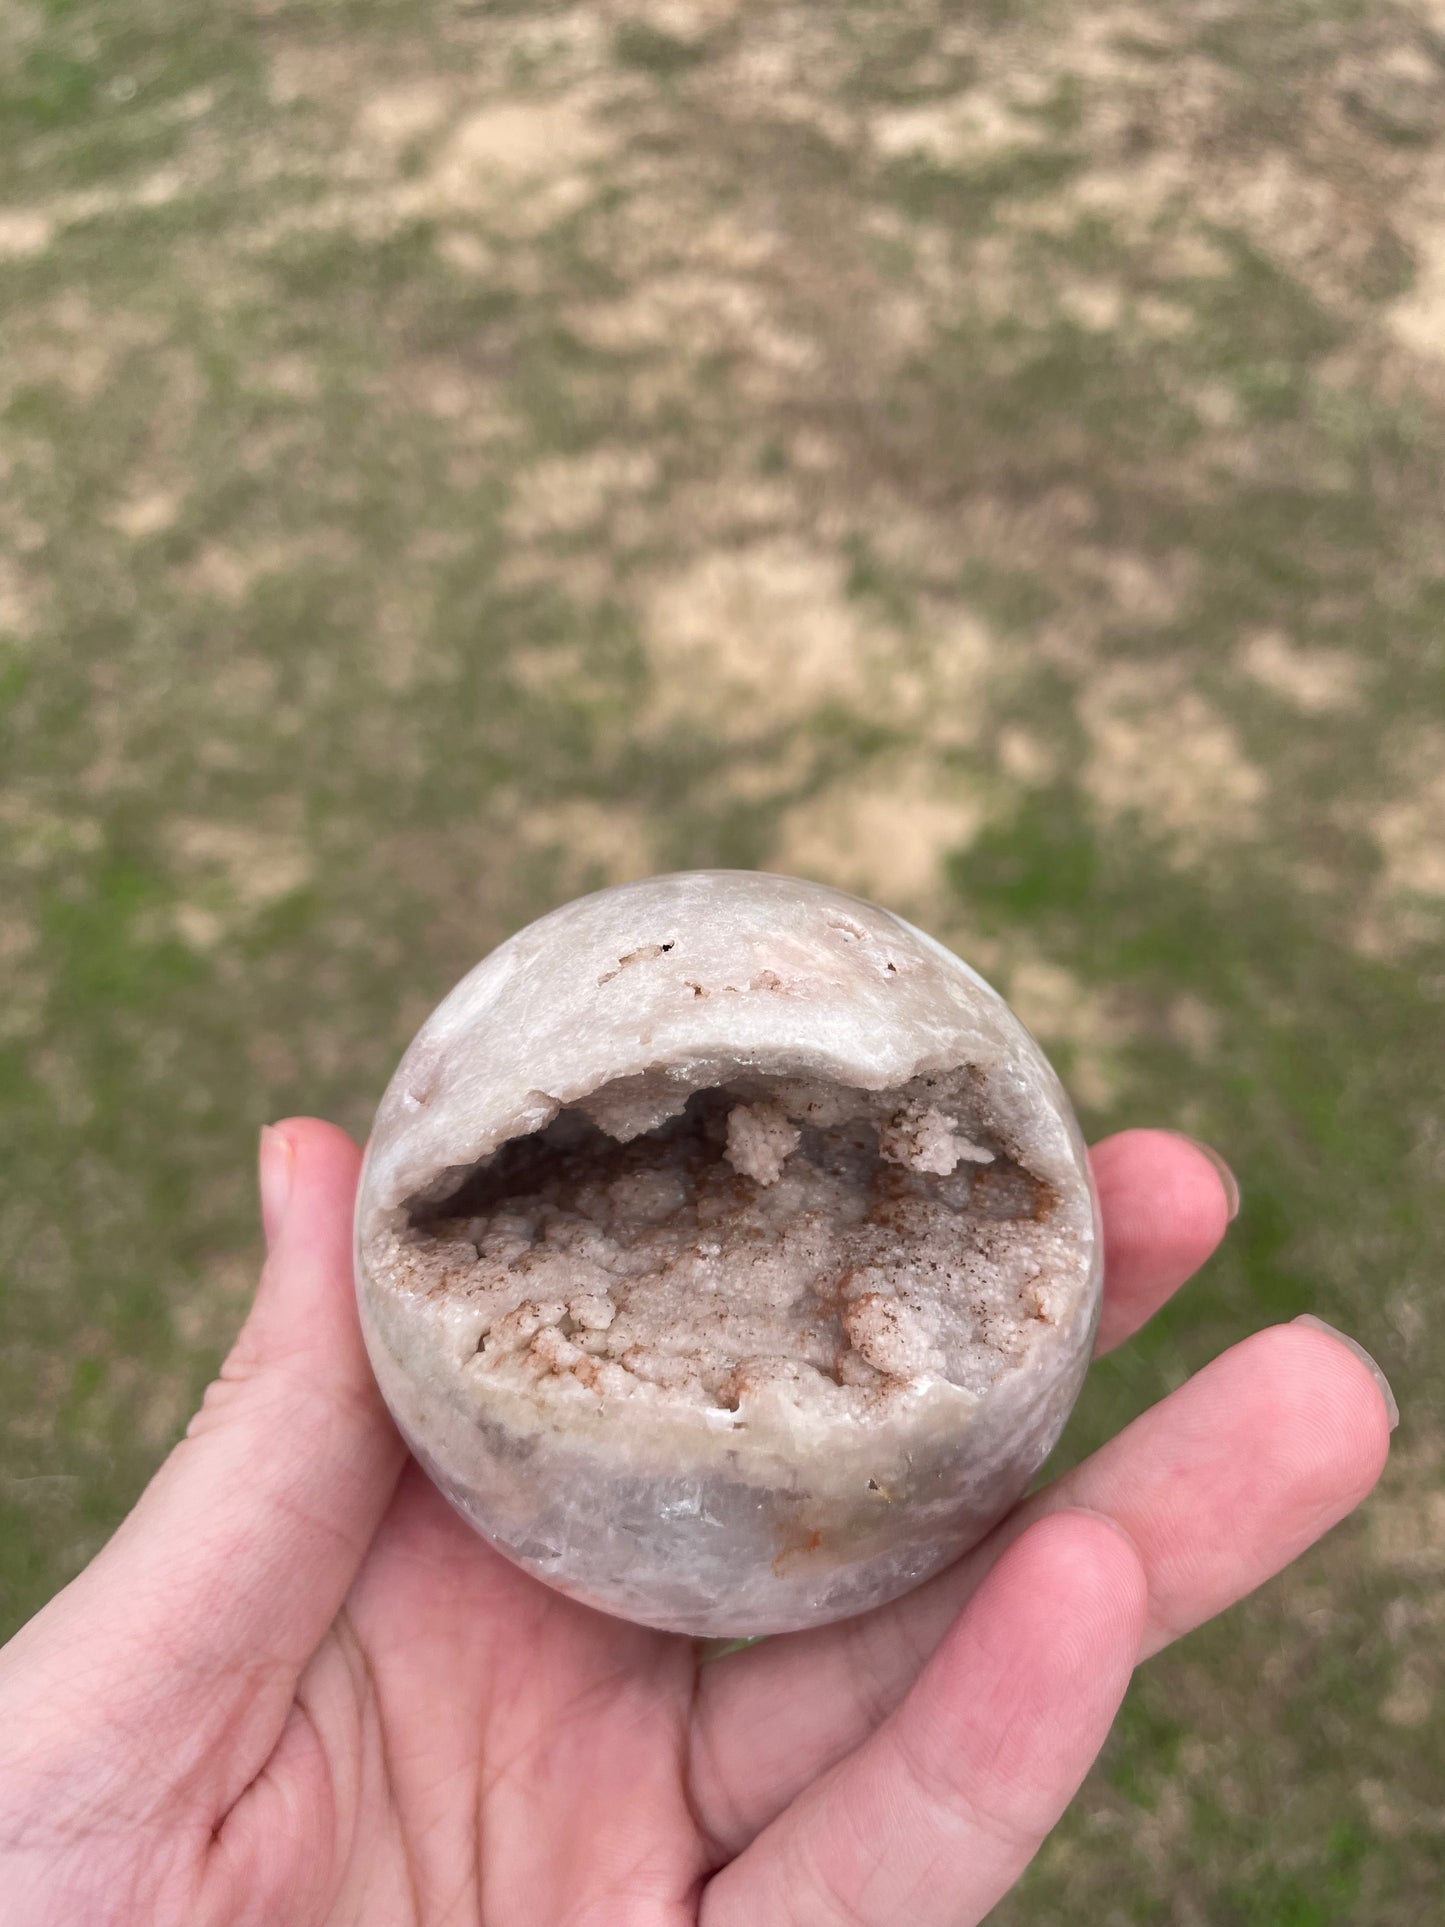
(354, 871, 1102, 1637)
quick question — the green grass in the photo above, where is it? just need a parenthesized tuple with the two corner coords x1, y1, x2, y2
(2, 0, 1443, 1917)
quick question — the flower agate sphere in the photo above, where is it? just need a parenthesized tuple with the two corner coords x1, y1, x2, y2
(354, 871, 1102, 1637)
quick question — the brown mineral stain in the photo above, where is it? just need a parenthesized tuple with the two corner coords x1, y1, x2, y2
(1029, 1176, 1059, 1224)
(967, 1159, 1057, 1224)
(598, 941, 674, 985)
(772, 1528, 825, 1577)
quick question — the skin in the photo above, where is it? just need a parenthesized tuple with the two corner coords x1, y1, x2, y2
(0, 1119, 1394, 1927)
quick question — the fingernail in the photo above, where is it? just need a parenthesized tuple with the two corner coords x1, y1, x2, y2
(1293, 1315, 1400, 1432)
(1171, 1134, 1240, 1221)
(259, 1124, 295, 1249)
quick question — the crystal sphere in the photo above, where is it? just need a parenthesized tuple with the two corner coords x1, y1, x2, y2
(355, 871, 1102, 1637)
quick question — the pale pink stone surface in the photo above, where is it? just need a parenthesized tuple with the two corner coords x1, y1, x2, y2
(355, 871, 1102, 1636)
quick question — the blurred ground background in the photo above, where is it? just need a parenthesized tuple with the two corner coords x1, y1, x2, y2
(2, 0, 1444, 1917)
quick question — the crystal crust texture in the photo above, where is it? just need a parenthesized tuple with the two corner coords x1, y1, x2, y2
(355, 871, 1103, 1636)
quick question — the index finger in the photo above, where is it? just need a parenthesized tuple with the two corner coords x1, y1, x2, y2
(1090, 1128, 1237, 1353)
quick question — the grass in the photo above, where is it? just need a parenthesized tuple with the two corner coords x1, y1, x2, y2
(2, 0, 1443, 1917)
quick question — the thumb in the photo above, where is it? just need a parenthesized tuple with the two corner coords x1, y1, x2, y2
(0, 1119, 407, 1816)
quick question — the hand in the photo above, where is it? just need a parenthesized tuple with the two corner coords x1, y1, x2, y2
(0, 1120, 1394, 1926)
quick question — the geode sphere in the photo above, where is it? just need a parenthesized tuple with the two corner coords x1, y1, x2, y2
(354, 871, 1102, 1637)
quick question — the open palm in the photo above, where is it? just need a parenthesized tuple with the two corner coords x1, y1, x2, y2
(0, 1120, 1393, 1927)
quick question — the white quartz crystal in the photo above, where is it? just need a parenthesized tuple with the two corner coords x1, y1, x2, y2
(354, 871, 1102, 1636)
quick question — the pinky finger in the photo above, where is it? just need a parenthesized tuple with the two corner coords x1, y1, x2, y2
(700, 1512, 1147, 1927)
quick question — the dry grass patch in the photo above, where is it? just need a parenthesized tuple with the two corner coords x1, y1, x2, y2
(1238, 629, 1366, 714)
(640, 538, 876, 736)
(769, 761, 985, 912)
(1080, 663, 1267, 856)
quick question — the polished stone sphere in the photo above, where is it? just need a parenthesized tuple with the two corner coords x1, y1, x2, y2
(355, 871, 1102, 1637)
